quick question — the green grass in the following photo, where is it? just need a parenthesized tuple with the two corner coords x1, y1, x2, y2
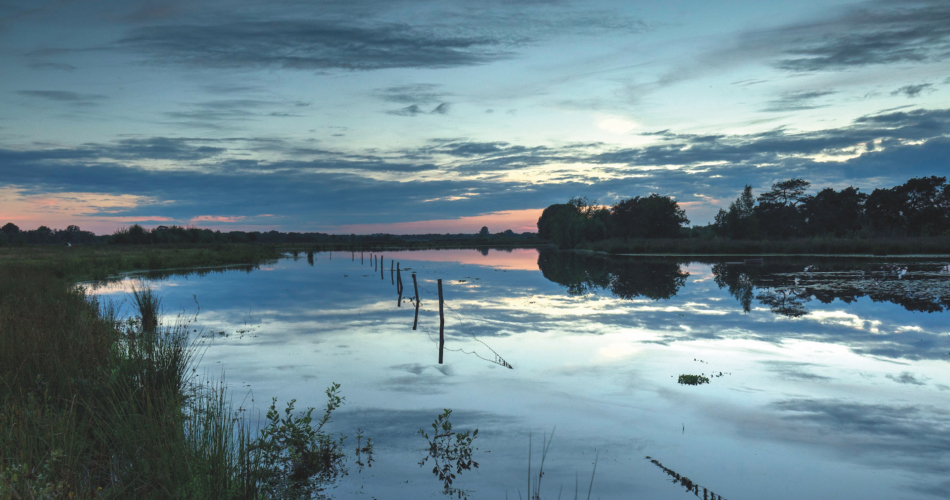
(582, 236, 950, 256)
(0, 245, 357, 499)
(0, 243, 283, 281)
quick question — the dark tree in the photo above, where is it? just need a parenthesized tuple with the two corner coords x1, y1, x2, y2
(1, 223, 20, 236)
(537, 200, 607, 248)
(610, 194, 689, 240)
(865, 187, 908, 235)
(898, 176, 948, 236)
(758, 178, 811, 207)
(478, 226, 490, 237)
(610, 197, 643, 241)
(802, 186, 867, 237)
(714, 185, 759, 239)
(755, 179, 811, 239)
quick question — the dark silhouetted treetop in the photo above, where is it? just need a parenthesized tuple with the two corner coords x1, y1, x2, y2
(758, 178, 811, 207)
(2, 223, 20, 236)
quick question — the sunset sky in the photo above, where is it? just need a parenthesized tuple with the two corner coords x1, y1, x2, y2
(2, 0, 948, 234)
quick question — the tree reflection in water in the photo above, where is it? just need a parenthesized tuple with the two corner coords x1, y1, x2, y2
(537, 251, 689, 300)
(539, 251, 950, 318)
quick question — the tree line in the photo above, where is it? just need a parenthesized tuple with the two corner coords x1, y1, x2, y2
(537, 194, 690, 248)
(0, 223, 537, 246)
(538, 175, 950, 248)
(714, 176, 950, 239)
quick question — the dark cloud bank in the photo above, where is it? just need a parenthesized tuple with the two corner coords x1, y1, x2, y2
(1, 107, 949, 229)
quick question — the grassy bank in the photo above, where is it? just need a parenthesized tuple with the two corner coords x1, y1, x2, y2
(0, 245, 357, 499)
(0, 244, 283, 281)
(581, 236, 950, 256)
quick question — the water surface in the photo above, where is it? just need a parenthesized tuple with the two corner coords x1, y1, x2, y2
(91, 249, 950, 499)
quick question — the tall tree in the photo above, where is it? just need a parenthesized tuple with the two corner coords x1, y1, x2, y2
(755, 179, 811, 239)
(714, 185, 759, 239)
(758, 178, 811, 207)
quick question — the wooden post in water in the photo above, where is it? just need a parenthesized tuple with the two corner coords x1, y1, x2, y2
(380, 255, 384, 279)
(396, 262, 402, 307)
(390, 260, 394, 284)
(438, 278, 444, 364)
(396, 263, 403, 307)
(412, 273, 420, 330)
(396, 263, 403, 294)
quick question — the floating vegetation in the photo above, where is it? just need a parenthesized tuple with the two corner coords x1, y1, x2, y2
(646, 456, 726, 500)
(678, 374, 710, 385)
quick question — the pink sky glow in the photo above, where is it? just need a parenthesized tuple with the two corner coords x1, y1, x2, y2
(329, 208, 544, 235)
(356, 248, 541, 271)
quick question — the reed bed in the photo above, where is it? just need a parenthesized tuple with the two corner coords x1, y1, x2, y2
(0, 246, 347, 499)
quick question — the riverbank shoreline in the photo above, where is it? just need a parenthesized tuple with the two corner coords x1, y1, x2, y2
(579, 236, 950, 256)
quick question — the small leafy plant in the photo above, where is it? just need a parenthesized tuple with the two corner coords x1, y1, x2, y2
(419, 409, 479, 499)
(252, 383, 363, 498)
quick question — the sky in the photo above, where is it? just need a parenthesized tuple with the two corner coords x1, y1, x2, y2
(1, 0, 949, 234)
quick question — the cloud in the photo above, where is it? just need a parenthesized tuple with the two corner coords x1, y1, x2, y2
(761, 90, 838, 112)
(162, 99, 310, 128)
(886, 371, 926, 385)
(767, 398, 950, 475)
(95, 137, 227, 161)
(374, 84, 447, 104)
(119, 20, 512, 71)
(27, 62, 77, 71)
(15, 90, 107, 106)
(762, 0, 950, 72)
(662, 0, 950, 85)
(190, 215, 246, 223)
(387, 104, 424, 116)
(387, 103, 451, 117)
(891, 83, 934, 97)
(760, 360, 832, 381)
(3, 106, 950, 230)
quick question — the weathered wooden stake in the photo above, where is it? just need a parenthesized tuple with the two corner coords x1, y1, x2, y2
(380, 256, 384, 279)
(396, 263, 403, 294)
(396, 263, 403, 306)
(390, 260, 394, 284)
(412, 273, 419, 303)
(412, 273, 420, 330)
(438, 278, 444, 364)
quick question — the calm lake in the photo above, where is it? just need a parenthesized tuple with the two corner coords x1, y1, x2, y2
(90, 249, 950, 499)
